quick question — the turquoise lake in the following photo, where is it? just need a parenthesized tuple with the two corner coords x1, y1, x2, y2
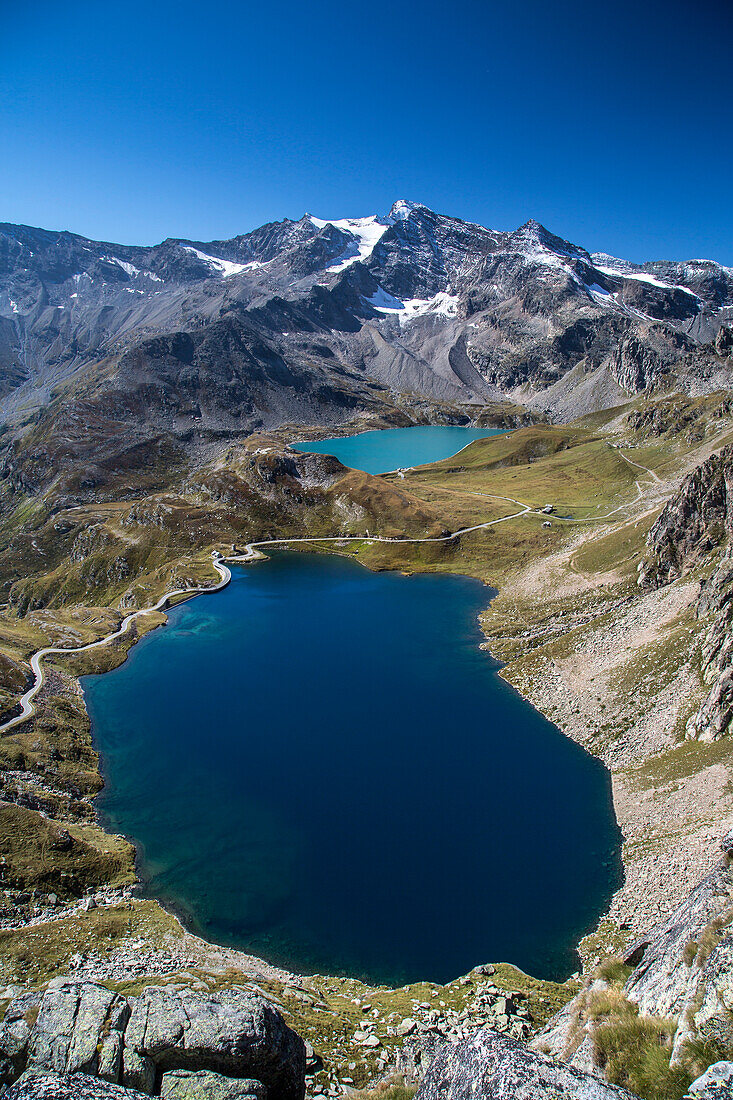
(291, 425, 506, 474)
(84, 553, 622, 986)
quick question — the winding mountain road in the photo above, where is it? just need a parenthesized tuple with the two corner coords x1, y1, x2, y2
(0, 449, 663, 735)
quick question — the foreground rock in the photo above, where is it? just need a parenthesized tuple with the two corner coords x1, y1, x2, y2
(26, 982, 131, 1080)
(415, 1028, 638, 1100)
(5, 1073, 142, 1098)
(395, 1028, 450, 1085)
(0, 981, 305, 1100)
(685, 1061, 733, 1098)
(160, 1069, 268, 1099)
(123, 986, 303, 1099)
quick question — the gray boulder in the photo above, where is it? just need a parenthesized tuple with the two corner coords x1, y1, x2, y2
(685, 1060, 733, 1099)
(123, 987, 304, 1100)
(0, 991, 42, 1078)
(415, 1028, 639, 1100)
(161, 1069, 267, 1099)
(4, 1072, 143, 1098)
(24, 983, 131, 1080)
(121, 1047, 156, 1094)
(395, 1028, 450, 1085)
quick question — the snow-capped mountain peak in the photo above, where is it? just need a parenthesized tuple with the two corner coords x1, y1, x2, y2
(389, 199, 428, 221)
(2, 201, 732, 431)
(308, 214, 390, 272)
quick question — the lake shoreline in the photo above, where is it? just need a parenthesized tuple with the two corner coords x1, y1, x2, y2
(0, 546, 627, 987)
(0, 421, 659, 994)
(83, 547, 621, 987)
(289, 424, 509, 476)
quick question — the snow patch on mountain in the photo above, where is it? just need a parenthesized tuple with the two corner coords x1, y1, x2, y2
(181, 246, 249, 278)
(100, 256, 162, 283)
(595, 263, 700, 298)
(390, 199, 426, 221)
(309, 215, 389, 271)
(366, 287, 460, 324)
(106, 257, 140, 278)
(366, 286, 404, 311)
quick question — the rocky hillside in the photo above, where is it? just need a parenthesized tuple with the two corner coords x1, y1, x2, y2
(0, 975, 666, 1098)
(2, 202, 732, 448)
(531, 830, 733, 1099)
(640, 445, 733, 743)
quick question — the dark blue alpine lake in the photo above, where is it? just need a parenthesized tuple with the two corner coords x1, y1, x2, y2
(84, 553, 622, 986)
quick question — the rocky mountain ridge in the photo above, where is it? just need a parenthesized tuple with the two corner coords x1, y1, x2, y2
(2, 202, 733, 448)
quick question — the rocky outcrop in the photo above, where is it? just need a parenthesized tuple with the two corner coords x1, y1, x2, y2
(0, 990, 42, 1080)
(686, 550, 733, 741)
(643, 446, 733, 586)
(25, 982, 130, 1081)
(716, 327, 733, 358)
(685, 1060, 733, 1098)
(123, 986, 304, 1100)
(415, 1028, 638, 1100)
(621, 838, 733, 1043)
(534, 832, 733, 1074)
(637, 446, 733, 741)
(610, 335, 665, 394)
(160, 1069, 267, 1099)
(4, 1073, 142, 1098)
(0, 982, 305, 1100)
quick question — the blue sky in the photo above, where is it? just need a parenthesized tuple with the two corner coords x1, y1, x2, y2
(1, 0, 731, 263)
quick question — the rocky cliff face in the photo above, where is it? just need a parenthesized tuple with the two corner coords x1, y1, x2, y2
(639, 445, 733, 742)
(686, 550, 733, 741)
(643, 445, 733, 585)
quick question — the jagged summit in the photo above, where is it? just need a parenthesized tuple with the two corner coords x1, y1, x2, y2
(389, 198, 430, 220)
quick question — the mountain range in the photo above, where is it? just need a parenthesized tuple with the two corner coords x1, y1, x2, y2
(2, 200, 733, 435)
